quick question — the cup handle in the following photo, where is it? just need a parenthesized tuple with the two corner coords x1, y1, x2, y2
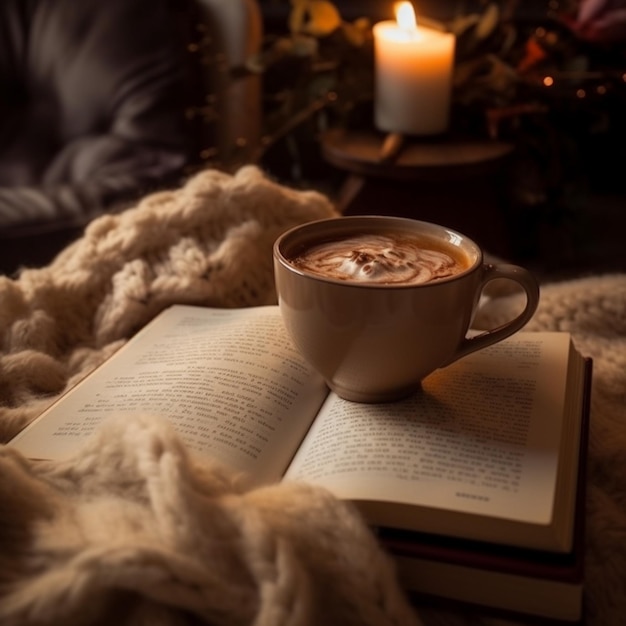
(448, 263, 540, 364)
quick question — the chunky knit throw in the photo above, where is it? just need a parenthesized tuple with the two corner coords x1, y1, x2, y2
(1, 165, 625, 626)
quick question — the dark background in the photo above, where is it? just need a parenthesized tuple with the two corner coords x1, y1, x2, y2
(257, 0, 626, 282)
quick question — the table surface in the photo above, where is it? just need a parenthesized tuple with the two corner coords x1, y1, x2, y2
(320, 128, 514, 182)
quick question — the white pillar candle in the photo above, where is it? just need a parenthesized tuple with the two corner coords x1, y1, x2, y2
(373, 2, 455, 136)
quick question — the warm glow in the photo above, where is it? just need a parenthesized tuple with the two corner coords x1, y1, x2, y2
(395, 2, 417, 33)
(373, 2, 456, 135)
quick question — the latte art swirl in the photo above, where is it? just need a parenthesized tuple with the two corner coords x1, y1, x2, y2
(292, 234, 466, 285)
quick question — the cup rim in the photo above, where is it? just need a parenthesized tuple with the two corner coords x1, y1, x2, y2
(273, 215, 483, 288)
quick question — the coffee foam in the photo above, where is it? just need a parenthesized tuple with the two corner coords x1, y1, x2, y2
(291, 233, 467, 285)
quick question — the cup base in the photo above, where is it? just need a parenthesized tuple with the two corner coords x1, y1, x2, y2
(327, 381, 423, 404)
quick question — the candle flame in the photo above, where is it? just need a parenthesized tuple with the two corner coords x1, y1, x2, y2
(395, 2, 417, 33)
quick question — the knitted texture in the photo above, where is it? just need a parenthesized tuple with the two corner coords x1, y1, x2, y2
(0, 168, 625, 626)
(0, 166, 338, 441)
(0, 414, 421, 626)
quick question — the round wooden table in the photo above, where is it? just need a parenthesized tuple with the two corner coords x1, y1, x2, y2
(320, 128, 516, 258)
(321, 128, 514, 182)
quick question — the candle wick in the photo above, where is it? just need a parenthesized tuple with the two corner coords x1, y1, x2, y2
(400, 25, 419, 41)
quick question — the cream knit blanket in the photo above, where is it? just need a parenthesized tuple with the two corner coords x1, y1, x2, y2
(0, 166, 625, 626)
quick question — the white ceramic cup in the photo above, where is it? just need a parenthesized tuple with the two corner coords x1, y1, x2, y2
(273, 216, 540, 403)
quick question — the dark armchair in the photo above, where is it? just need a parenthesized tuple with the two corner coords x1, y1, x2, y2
(0, 0, 262, 275)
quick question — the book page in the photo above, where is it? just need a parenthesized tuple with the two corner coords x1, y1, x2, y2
(10, 305, 328, 483)
(285, 333, 575, 529)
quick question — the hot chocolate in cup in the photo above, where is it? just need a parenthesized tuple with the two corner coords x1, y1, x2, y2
(273, 216, 539, 403)
(289, 232, 470, 285)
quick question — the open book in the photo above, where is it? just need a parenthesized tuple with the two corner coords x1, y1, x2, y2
(9, 304, 589, 556)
